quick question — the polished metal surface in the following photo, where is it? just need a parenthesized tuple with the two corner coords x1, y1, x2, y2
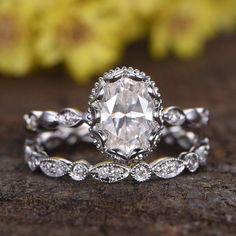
(24, 67, 210, 183)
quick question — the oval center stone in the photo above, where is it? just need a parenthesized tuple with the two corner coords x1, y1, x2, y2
(94, 77, 159, 158)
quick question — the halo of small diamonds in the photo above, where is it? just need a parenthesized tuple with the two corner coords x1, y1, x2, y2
(23, 66, 210, 183)
(88, 67, 163, 162)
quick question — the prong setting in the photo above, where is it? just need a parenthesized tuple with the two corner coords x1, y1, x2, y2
(23, 66, 210, 183)
(87, 67, 164, 162)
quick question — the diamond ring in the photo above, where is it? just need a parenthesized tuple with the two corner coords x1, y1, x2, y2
(24, 66, 210, 182)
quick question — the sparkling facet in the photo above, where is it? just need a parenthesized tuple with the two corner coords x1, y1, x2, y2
(25, 146, 47, 171)
(91, 162, 129, 183)
(164, 107, 185, 126)
(24, 112, 41, 131)
(130, 162, 152, 182)
(69, 161, 91, 181)
(40, 158, 71, 177)
(26, 154, 39, 171)
(94, 76, 160, 158)
(199, 109, 209, 125)
(194, 145, 209, 165)
(57, 109, 82, 127)
(183, 153, 199, 172)
(151, 158, 185, 179)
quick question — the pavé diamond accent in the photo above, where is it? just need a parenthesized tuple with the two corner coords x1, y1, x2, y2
(23, 67, 210, 183)
(200, 109, 210, 125)
(90, 69, 162, 160)
(24, 145, 48, 171)
(164, 107, 185, 126)
(57, 108, 82, 127)
(26, 153, 39, 171)
(91, 162, 130, 183)
(194, 145, 209, 165)
(130, 162, 152, 182)
(151, 158, 185, 179)
(40, 158, 71, 177)
(24, 111, 42, 131)
(184, 108, 209, 128)
(26, 152, 47, 171)
(69, 160, 91, 181)
(183, 153, 199, 172)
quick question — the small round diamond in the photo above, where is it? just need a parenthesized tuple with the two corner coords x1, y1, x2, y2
(27, 155, 39, 171)
(183, 153, 199, 172)
(194, 145, 209, 165)
(25, 147, 47, 171)
(24, 112, 42, 131)
(164, 107, 185, 126)
(130, 162, 152, 182)
(69, 161, 91, 181)
(200, 109, 209, 125)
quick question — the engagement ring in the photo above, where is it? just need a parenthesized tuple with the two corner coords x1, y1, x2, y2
(24, 67, 210, 183)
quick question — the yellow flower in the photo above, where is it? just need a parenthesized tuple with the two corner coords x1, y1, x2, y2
(126, 0, 163, 20)
(0, 0, 234, 80)
(209, 0, 236, 32)
(109, 0, 163, 43)
(0, 0, 35, 76)
(150, 0, 217, 59)
(35, 0, 125, 83)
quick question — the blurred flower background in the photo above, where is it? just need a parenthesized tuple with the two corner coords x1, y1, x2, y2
(0, 0, 235, 83)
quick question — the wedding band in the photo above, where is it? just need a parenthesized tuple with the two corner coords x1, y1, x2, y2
(24, 66, 210, 183)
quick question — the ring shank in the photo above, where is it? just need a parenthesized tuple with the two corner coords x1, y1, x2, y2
(24, 107, 209, 132)
(24, 122, 210, 182)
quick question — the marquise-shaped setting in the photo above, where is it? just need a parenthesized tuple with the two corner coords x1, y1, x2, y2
(57, 108, 82, 127)
(151, 158, 185, 179)
(40, 157, 72, 177)
(89, 67, 163, 161)
(90, 161, 130, 183)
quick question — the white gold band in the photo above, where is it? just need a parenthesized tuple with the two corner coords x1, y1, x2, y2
(24, 67, 210, 183)
(24, 124, 209, 183)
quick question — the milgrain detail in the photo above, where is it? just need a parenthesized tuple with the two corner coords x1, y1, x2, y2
(40, 158, 72, 178)
(151, 158, 185, 179)
(24, 134, 209, 183)
(23, 67, 210, 183)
